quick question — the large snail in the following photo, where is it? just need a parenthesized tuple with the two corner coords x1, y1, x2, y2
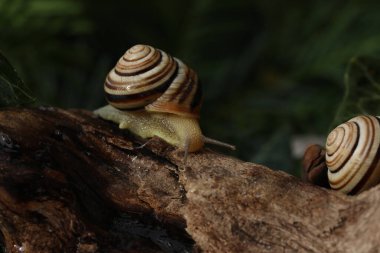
(94, 44, 235, 158)
(326, 115, 380, 194)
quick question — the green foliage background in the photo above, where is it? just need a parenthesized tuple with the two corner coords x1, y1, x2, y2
(1, 0, 380, 175)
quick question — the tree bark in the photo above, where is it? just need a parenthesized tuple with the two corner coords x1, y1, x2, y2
(0, 107, 378, 253)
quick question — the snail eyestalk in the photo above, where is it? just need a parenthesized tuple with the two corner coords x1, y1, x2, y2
(203, 136, 236, 150)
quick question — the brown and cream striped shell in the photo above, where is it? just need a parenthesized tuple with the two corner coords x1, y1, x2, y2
(326, 115, 380, 194)
(104, 44, 202, 118)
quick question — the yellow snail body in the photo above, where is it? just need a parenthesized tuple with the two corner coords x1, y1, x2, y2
(95, 105, 203, 152)
(94, 44, 235, 155)
(325, 115, 380, 194)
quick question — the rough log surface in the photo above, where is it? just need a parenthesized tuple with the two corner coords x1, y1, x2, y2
(0, 107, 378, 253)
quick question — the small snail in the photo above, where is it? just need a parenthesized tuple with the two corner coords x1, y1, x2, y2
(94, 44, 235, 158)
(326, 115, 380, 194)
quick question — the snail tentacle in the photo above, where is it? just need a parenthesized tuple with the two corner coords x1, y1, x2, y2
(203, 136, 236, 150)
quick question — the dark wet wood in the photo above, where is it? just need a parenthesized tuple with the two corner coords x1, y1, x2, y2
(0, 107, 378, 253)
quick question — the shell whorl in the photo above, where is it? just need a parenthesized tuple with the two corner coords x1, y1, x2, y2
(326, 115, 380, 194)
(104, 44, 202, 118)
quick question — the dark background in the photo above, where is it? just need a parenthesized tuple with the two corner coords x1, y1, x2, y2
(1, 0, 380, 175)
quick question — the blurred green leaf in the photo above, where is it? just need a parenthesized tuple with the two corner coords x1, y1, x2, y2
(0, 52, 35, 107)
(333, 56, 380, 127)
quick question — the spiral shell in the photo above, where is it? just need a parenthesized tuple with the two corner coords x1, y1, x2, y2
(104, 44, 202, 118)
(326, 115, 380, 194)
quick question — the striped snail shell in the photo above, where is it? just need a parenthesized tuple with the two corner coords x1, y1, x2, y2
(326, 115, 380, 194)
(104, 44, 202, 118)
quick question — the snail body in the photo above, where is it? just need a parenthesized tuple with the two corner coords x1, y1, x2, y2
(325, 115, 380, 194)
(95, 105, 204, 152)
(95, 44, 234, 154)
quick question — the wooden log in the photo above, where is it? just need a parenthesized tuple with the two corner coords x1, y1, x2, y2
(0, 107, 378, 253)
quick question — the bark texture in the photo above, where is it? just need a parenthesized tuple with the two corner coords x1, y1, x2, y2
(0, 107, 378, 253)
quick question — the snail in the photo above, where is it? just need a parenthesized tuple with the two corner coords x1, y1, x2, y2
(325, 115, 380, 194)
(94, 44, 235, 159)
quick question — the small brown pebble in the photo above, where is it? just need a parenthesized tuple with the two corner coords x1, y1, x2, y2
(302, 144, 330, 188)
